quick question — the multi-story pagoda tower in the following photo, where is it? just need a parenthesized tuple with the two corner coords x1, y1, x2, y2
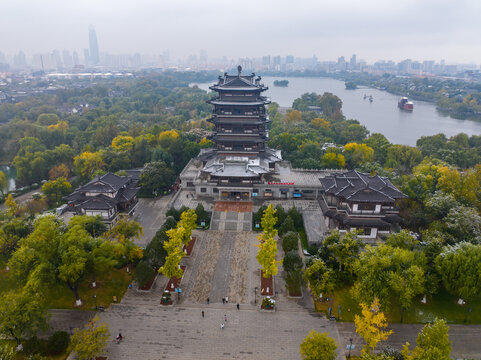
(208, 65, 270, 155)
(196, 66, 282, 200)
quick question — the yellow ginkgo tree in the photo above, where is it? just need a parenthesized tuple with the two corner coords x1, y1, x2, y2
(354, 298, 393, 355)
(255, 204, 281, 278)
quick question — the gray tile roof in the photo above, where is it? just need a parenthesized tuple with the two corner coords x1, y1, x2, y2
(320, 170, 406, 203)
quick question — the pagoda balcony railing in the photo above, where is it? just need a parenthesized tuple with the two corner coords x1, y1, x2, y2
(212, 111, 266, 117)
(215, 130, 265, 135)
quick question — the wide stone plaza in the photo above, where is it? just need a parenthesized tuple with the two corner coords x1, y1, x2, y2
(95, 201, 346, 360)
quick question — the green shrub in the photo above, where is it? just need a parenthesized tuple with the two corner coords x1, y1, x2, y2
(287, 206, 303, 231)
(282, 231, 299, 253)
(283, 250, 303, 274)
(47, 331, 70, 355)
(134, 260, 155, 287)
(307, 244, 318, 256)
(278, 215, 295, 236)
(23, 336, 46, 356)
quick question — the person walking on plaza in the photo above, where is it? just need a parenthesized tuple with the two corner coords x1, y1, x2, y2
(224, 314, 227, 322)
(220, 323, 224, 330)
(222, 297, 225, 304)
(202, 311, 204, 318)
(237, 303, 240, 310)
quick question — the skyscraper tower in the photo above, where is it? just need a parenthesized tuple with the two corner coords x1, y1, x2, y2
(89, 25, 100, 65)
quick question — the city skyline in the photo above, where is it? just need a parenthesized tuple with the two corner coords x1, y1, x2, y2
(1, 0, 481, 64)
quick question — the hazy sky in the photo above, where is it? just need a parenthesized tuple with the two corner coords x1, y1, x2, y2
(1, 0, 480, 63)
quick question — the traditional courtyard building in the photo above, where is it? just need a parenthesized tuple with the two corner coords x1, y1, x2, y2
(179, 67, 406, 239)
(64, 172, 139, 227)
(319, 170, 406, 238)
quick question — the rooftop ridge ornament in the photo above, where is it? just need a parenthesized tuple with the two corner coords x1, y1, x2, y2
(237, 65, 242, 77)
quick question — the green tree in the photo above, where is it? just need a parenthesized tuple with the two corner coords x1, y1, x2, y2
(4, 194, 17, 217)
(134, 260, 155, 288)
(385, 230, 419, 250)
(323, 230, 363, 275)
(299, 330, 337, 360)
(69, 215, 107, 237)
(402, 319, 451, 360)
(278, 215, 295, 236)
(88, 239, 116, 288)
(366, 133, 391, 165)
(0, 289, 48, 346)
(109, 217, 143, 240)
(144, 228, 168, 268)
(58, 225, 91, 305)
(69, 316, 109, 360)
(435, 242, 481, 301)
(140, 161, 175, 195)
(352, 244, 426, 311)
(282, 231, 299, 253)
(303, 259, 335, 298)
(355, 298, 392, 355)
(0, 171, 7, 196)
(283, 250, 303, 274)
(41, 177, 71, 205)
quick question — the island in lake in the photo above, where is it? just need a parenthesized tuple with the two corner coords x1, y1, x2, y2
(345, 81, 357, 90)
(273, 80, 289, 87)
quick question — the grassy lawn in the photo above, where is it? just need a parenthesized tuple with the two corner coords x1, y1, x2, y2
(315, 286, 481, 324)
(0, 340, 67, 360)
(0, 266, 132, 310)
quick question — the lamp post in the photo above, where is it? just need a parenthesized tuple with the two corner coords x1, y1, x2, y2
(93, 294, 97, 310)
(464, 307, 472, 323)
(254, 287, 258, 304)
(348, 338, 353, 358)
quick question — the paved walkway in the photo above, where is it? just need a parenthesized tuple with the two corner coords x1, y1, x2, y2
(210, 211, 252, 231)
(133, 196, 173, 247)
(100, 304, 341, 360)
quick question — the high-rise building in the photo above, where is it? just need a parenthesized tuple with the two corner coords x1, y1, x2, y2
(83, 49, 90, 67)
(349, 54, 357, 69)
(73, 51, 80, 66)
(286, 55, 294, 64)
(62, 50, 73, 69)
(89, 25, 100, 65)
(13, 51, 27, 68)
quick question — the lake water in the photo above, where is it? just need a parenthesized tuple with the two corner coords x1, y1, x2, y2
(192, 76, 481, 146)
(0, 165, 16, 191)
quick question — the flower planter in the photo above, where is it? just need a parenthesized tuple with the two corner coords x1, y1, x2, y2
(260, 270, 274, 296)
(164, 266, 186, 292)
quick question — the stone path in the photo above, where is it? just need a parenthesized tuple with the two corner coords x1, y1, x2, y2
(210, 211, 252, 231)
(100, 303, 344, 360)
(170, 189, 214, 211)
(227, 232, 251, 304)
(133, 196, 173, 247)
(210, 232, 236, 302)
(183, 231, 223, 303)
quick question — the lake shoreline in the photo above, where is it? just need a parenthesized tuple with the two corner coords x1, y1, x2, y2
(192, 76, 481, 145)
